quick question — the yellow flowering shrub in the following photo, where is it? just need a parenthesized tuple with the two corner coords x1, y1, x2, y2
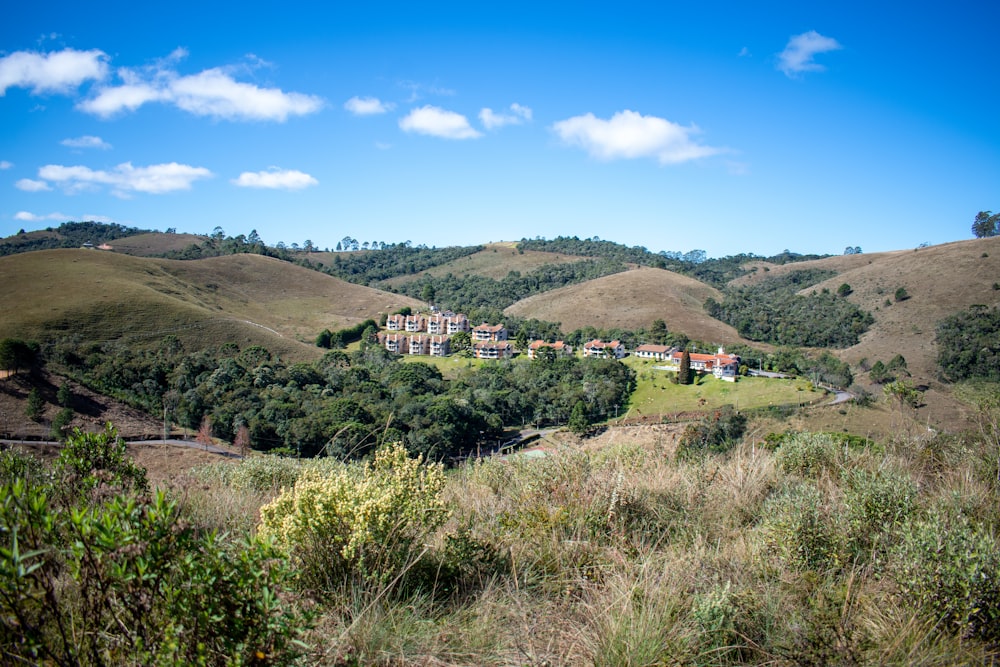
(258, 442, 447, 588)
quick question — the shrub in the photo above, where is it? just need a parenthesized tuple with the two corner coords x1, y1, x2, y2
(54, 423, 147, 495)
(842, 467, 917, 562)
(762, 482, 844, 571)
(677, 406, 747, 458)
(0, 480, 309, 665)
(258, 442, 447, 590)
(773, 432, 842, 477)
(892, 506, 1000, 641)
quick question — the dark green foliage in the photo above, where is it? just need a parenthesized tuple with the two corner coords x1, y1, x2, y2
(0, 338, 37, 373)
(936, 305, 1000, 381)
(0, 471, 309, 664)
(0, 220, 151, 256)
(893, 506, 1000, 641)
(894, 286, 910, 302)
(56, 382, 72, 408)
(516, 236, 830, 288)
(678, 350, 693, 385)
(49, 408, 73, 441)
(54, 423, 148, 494)
(393, 258, 628, 313)
(677, 406, 747, 457)
(318, 243, 482, 284)
(568, 400, 590, 434)
(972, 210, 999, 238)
(316, 319, 379, 349)
(705, 270, 874, 347)
(24, 388, 44, 422)
(50, 337, 633, 462)
(802, 352, 853, 389)
(836, 283, 852, 297)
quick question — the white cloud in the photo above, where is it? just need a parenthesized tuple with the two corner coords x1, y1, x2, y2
(552, 110, 722, 164)
(61, 135, 112, 150)
(78, 54, 323, 121)
(0, 161, 12, 169)
(0, 48, 108, 96)
(15, 178, 51, 192)
(777, 31, 842, 77)
(232, 168, 318, 190)
(14, 210, 68, 222)
(344, 96, 393, 115)
(399, 105, 482, 140)
(38, 162, 213, 196)
(479, 103, 532, 130)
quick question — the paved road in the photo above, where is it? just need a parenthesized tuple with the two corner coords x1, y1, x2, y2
(0, 437, 243, 458)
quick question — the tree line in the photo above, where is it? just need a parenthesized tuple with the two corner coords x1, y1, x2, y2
(46, 335, 634, 462)
(704, 269, 874, 348)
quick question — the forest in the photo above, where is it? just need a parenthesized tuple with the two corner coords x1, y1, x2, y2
(45, 335, 634, 461)
(704, 269, 875, 348)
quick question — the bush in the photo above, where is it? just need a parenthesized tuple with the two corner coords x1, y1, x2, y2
(677, 406, 747, 458)
(773, 432, 842, 477)
(258, 442, 447, 590)
(762, 482, 844, 571)
(54, 423, 147, 495)
(0, 478, 309, 665)
(892, 506, 1000, 641)
(842, 467, 917, 562)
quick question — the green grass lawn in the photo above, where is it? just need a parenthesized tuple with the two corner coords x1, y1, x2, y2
(624, 357, 823, 416)
(400, 351, 489, 377)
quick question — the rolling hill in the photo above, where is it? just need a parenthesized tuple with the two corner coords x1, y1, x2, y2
(505, 265, 746, 344)
(0, 249, 423, 359)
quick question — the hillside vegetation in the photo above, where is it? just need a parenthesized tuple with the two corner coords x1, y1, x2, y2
(506, 266, 743, 344)
(5, 396, 1000, 664)
(0, 249, 421, 358)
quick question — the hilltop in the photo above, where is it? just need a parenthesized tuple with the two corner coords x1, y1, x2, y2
(0, 249, 422, 358)
(505, 265, 744, 345)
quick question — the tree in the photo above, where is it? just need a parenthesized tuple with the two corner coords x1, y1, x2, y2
(972, 210, 999, 238)
(336, 241, 343, 252)
(837, 283, 853, 297)
(25, 388, 44, 422)
(649, 319, 668, 344)
(0, 338, 36, 373)
(678, 350, 693, 385)
(515, 327, 529, 352)
(450, 331, 471, 353)
(421, 284, 436, 304)
(568, 400, 590, 434)
(57, 382, 72, 408)
(894, 287, 910, 302)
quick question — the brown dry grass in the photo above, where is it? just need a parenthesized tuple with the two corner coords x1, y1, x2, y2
(104, 232, 206, 256)
(0, 249, 421, 357)
(505, 265, 748, 344)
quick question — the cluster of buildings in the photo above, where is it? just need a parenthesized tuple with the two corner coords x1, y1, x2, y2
(378, 312, 514, 359)
(374, 311, 742, 380)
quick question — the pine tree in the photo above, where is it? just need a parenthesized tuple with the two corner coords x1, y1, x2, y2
(678, 350, 693, 385)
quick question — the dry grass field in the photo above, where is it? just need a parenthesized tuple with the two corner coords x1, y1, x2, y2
(102, 232, 206, 256)
(505, 265, 749, 344)
(0, 249, 422, 358)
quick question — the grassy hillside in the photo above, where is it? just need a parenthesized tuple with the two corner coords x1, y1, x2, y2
(0, 249, 423, 358)
(102, 232, 206, 256)
(505, 265, 745, 344)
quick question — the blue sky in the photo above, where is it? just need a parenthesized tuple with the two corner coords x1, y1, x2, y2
(2, 1, 998, 257)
